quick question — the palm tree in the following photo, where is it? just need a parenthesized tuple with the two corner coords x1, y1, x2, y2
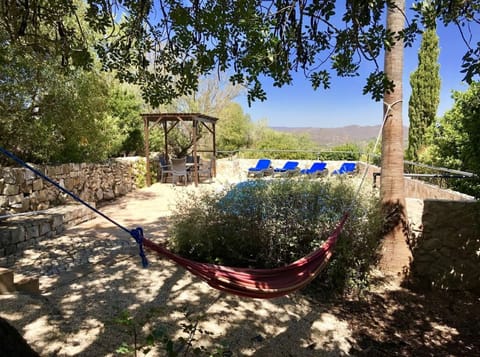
(379, 0, 412, 280)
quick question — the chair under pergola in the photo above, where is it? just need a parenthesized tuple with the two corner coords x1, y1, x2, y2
(141, 113, 218, 186)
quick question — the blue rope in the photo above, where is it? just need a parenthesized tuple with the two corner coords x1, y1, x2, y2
(130, 227, 149, 268)
(0, 146, 148, 267)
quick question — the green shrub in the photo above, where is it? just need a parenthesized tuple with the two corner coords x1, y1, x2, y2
(133, 158, 148, 188)
(132, 157, 158, 188)
(169, 178, 382, 296)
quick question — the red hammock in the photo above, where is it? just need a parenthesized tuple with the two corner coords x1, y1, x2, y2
(0, 147, 348, 299)
(142, 213, 348, 299)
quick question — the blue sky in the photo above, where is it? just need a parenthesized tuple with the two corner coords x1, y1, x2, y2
(236, 12, 478, 128)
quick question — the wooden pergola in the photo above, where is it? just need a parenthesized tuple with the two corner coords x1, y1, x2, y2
(141, 113, 218, 186)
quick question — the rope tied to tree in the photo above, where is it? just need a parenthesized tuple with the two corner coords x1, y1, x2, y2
(351, 99, 403, 205)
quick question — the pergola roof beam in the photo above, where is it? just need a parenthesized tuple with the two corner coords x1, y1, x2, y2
(141, 113, 218, 187)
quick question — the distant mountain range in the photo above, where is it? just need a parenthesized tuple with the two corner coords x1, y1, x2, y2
(272, 125, 409, 147)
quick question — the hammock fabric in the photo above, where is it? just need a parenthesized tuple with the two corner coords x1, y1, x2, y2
(142, 213, 348, 299)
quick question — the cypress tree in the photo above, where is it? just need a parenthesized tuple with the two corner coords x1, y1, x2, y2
(407, 26, 441, 161)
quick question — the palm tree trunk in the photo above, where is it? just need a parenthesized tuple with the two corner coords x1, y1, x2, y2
(379, 0, 412, 282)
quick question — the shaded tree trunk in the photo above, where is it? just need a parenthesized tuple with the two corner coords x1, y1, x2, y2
(379, 0, 412, 281)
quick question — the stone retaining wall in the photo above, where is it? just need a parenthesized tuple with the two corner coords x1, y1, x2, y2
(0, 204, 96, 265)
(0, 158, 141, 215)
(410, 200, 480, 294)
(357, 162, 475, 201)
(0, 158, 142, 264)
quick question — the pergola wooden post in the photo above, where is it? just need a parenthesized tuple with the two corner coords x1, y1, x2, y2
(141, 113, 219, 187)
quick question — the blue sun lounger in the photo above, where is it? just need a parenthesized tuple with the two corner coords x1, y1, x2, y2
(273, 161, 300, 177)
(300, 162, 328, 177)
(247, 159, 273, 177)
(331, 162, 357, 175)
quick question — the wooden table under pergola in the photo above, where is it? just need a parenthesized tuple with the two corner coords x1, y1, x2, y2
(141, 113, 218, 186)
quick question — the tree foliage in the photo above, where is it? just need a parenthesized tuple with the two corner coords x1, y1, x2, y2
(0, 28, 116, 163)
(324, 143, 362, 161)
(424, 82, 480, 197)
(3, 1, 478, 107)
(107, 85, 144, 156)
(39, 71, 114, 163)
(241, 120, 319, 159)
(216, 102, 252, 153)
(0, 1, 147, 164)
(163, 76, 244, 116)
(0, 38, 44, 161)
(407, 24, 441, 162)
(146, 76, 245, 157)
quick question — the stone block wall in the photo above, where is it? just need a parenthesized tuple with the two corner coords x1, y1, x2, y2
(0, 204, 96, 265)
(0, 159, 141, 215)
(357, 162, 475, 201)
(410, 200, 480, 294)
(403, 177, 475, 201)
(0, 158, 143, 262)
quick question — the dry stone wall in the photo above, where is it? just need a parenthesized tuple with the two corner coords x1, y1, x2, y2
(0, 204, 96, 265)
(0, 159, 141, 215)
(410, 200, 480, 294)
(357, 162, 475, 201)
(0, 158, 142, 263)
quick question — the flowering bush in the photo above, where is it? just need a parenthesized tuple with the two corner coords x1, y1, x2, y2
(170, 178, 382, 296)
